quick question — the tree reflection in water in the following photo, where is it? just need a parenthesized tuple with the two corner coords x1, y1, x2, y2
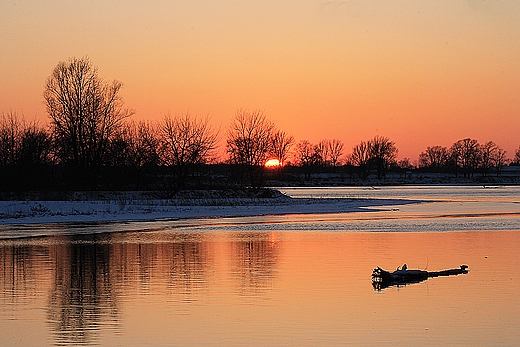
(47, 237, 120, 345)
(0, 244, 48, 307)
(44, 232, 213, 344)
(0, 231, 280, 345)
(231, 232, 279, 296)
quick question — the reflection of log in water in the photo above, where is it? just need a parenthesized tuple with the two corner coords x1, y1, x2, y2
(372, 265, 469, 291)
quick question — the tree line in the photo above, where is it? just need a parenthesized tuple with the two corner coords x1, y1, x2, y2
(1, 57, 519, 193)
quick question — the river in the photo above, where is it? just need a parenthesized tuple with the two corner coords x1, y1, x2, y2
(1, 186, 519, 346)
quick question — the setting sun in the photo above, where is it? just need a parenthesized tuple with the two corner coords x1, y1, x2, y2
(265, 159, 281, 168)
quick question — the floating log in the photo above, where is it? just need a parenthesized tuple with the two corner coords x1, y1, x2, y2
(372, 264, 468, 290)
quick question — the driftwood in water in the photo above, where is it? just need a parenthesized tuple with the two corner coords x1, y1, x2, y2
(372, 264, 469, 290)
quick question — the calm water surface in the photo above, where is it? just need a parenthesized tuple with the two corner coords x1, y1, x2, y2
(1, 186, 519, 346)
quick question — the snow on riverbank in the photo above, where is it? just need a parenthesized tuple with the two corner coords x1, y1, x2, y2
(0, 196, 416, 225)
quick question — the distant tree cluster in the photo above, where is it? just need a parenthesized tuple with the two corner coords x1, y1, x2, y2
(418, 139, 508, 177)
(226, 109, 294, 188)
(0, 111, 51, 167)
(347, 136, 398, 179)
(1, 56, 520, 194)
(0, 111, 52, 191)
(293, 138, 345, 179)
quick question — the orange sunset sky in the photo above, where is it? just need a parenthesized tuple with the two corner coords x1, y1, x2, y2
(1, 1, 519, 161)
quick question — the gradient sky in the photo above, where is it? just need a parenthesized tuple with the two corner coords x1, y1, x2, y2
(1, 1, 519, 161)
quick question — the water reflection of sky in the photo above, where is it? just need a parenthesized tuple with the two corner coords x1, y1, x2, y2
(2, 229, 520, 346)
(1, 186, 520, 346)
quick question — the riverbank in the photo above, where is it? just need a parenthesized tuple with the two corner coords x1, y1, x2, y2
(0, 189, 418, 225)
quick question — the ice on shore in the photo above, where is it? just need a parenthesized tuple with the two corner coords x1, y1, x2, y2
(0, 196, 412, 226)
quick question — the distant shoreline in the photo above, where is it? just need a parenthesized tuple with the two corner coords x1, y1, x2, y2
(265, 171, 520, 187)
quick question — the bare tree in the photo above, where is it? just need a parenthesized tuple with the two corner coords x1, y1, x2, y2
(226, 110, 275, 187)
(480, 141, 498, 177)
(296, 140, 313, 166)
(106, 120, 161, 189)
(270, 130, 294, 166)
(368, 135, 398, 178)
(18, 122, 52, 167)
(110, 120, 160, 168)
(160, 113, 218, 194)
(44, 56, 132, 169)
(351, 140, 371, 179)
(418, 145, 450, 169)
(514, 146, 520, 165)
(0, 111, 22, 166)
(316, 140, 330, 167)
(295, 140, 315, 179)
(0, 111, 51, 167)
(398, 158, 413, 179)
(0, 112, 52, 191)
(491, 146, 508, 176)
(450, 138, 480, 177)
(328, 139, 344, 168)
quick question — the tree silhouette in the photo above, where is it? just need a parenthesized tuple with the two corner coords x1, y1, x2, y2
(44, 57, 132, 171)
(351, 140, 371, 179)
(491, 146, 508, 176)
(315, 140, 329, 167)
(368, 136, 398, 178)
(480, 141, 498, 177)
(226, 110, 275, 188)
(0, 111, 22, 166)
(160, 113, 218, 194)
(514, 147, 520, 165)
(109, 120, 160, 168)
(450, 138, 480, 177)
(18, 123, 51, 167)
(270, 130, 294, 166)
(328, 139, 344, 168)
(398, 158, 413, 179)
(418, 145, 449, 170)
(295, 140, 315, 179)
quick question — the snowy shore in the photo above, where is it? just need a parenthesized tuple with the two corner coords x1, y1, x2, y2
(0, 193, 417, 225)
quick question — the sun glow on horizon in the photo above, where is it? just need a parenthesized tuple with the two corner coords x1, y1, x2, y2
(1, 1, 519, 161)
(265, 159, 281, 168)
